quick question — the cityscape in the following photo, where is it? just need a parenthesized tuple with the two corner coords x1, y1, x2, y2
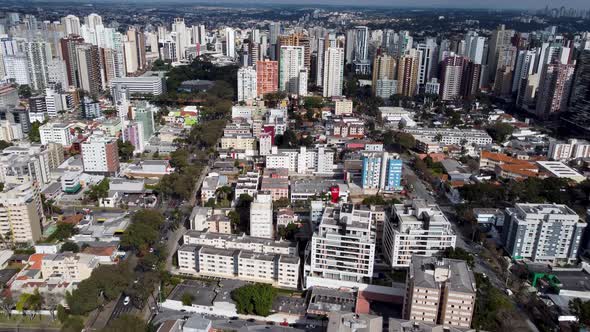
(0, 1, 589, 331)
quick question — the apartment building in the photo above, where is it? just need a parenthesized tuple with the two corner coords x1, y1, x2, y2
(220, 135, 256, 151)
(361, 152, 403, 192)
(260, 177, 289, 201)
(306, 204, 376, 285)
(502, 203, 586, 264)
(548, 139, 590, 161)
(39, 122, 72, 146)
(234, 171, 260, 200)
(403, 256, 476, 329)
(178, 231, 299, 288)
(0, 144, 63, 185)
(0, 181, 44, 244)
(265, 146, 335, 175)
(80, 133, 120, 175)
(383, 200, 456, 268)
(249, 192, 273, 239)
(403, 128, 493, 147)
(334, 98, 353, 116)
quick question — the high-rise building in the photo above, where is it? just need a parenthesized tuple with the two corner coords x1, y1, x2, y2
(487, 24, 515, 82)
(60, 35, 85, 87)
(397, 49, 420, 97)
(361, 152, 403, 192)
(417, 39, 438, 85)
(567, 50, 590, 122)
(372, 53, 397, 96)
(81, 133, 120, 175)
(307, 204, 376, 286)
(84, 13, 102, 31)
(225, 27, 236, 58)
(126, 27, 146, 72)
(322, 47, 344, 98)
(403, 256, 476, 329)
(237, 66, 257, 102)
(535, 63, 575, 118)
(256, 60, 279, 97)
(278, 33, 310, 71)
(348, 26, 370, 74)
(61, 15, 81, 36)
(383, 200, 456, 267)
(2, 55, 29, 86)
(440, 54, 467, 101)
(462, 62, 482, 99)
(250, 192, 273, 239)
(76, 43, 102, 97)
(502, 203, 586, 264)
(23, 41, 51, 91)
(0, 181, 44, 244)
(279, 46, 306, 95)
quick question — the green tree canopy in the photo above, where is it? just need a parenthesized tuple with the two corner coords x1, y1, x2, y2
(117, 140, 135, 162)
(486, 122, 514, 143)
(102, 314, 146, 332)
(232, 283, 277, 316)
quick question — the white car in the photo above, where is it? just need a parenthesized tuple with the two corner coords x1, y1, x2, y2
(123, 296, 130, 306)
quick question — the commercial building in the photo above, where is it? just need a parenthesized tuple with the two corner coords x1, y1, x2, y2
(306, 204, 376, 285)
(502, 203, 586, 264)
(327, 313, 383, 332)
(178, 231, 299, 288)
(383, 200, 456, 267)
(0, 181, 44, 244)
(536, 160, 586, 183)
(111, 76, 165, 97)
(80, 133, 120, 175)
(361, 152, 403, 192)
(403, 256, 476, 329)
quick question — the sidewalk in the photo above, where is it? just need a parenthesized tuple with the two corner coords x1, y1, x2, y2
(86, 299, 118, 331)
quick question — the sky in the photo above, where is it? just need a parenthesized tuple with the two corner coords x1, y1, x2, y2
(164, 0, 589, 10)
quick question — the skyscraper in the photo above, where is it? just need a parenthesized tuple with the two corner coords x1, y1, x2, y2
(322, 47, 344, 98)
(440, 54, 467, 101)
(23, 41, 51, 91)
(361, 152, 403, 192)
(61, 15, 80, 36)
(417, 38, 438, 85)
(372, 53, 397, 96)
(567, 50, 590, 118)
(397, 49, 420, 97)
(76, 43, 102, 97)
(172, 18, 188, 60)
(535, 63, 575, 119)
(225, 27, 235, 58)
(279, 46, 306, 95)
(256, 60, 279, 97)
(59, 35, 85, 87)
(487, 24, 515, 81)
(237, 66, 257, 102)
(278, 33, 310, 71)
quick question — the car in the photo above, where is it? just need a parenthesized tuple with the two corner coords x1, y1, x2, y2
(180, 309, 186, 312)
(230, 316, 238, 320)
(247, 319, 256, 322)
(123, 296, 130, 306)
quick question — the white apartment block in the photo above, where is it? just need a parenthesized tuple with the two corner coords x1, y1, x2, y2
(259, 133, 273, 156)
(265, 146, 335, 175)
(0, 145, 55, 185)
(178, 231, 299, 288)
(502, 203, 586, 264)
(237, 66, 257, 102)
(403, 128, 493, 146)
(383, 200, 457, 268)
(80, 133, 119, 175)
(234, 171, 260, 200)
(111, 76, 165, 97)
(334, 99, 353, 116)
(548, 138, 590, 161)
(0, 181, 44, 244)
(40, 253, 99, 282)
(39, 123, 72, 146)
(403, 256, 476, 329)
(250, 192, 273, 239)
(306, 204, 376, 286)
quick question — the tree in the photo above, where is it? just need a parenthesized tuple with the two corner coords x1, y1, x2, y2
(46, 223, 78, 242)
(61, 242, 80, 253)
(61, 316, 85, 332)
(395, 132, 416, 150)
(274, 197, 290, 209)
(56, 304, 69, 323)
(0, 293, 14, 317)
(181, 292, 194, 306)
(117, 140, 135, 162)
(16, 289, 43, 319)
(232, 284, 277, 316)
(486, 123, 514, 143)
(570, 298, 590, 326)
(303, 96, 324, 110)
(442, 247, 475, 268)
(0, 140, 12, 150)
(28, 121, 42, 143)
(102, 314, 146, 332)
(18, 85, 32, 98)
(84, 178, 110, 203)
(277, 223, 298, 241)
(120, 209, 165, 253)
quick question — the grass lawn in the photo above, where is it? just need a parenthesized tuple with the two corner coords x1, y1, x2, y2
(0, 314, 61, 328)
